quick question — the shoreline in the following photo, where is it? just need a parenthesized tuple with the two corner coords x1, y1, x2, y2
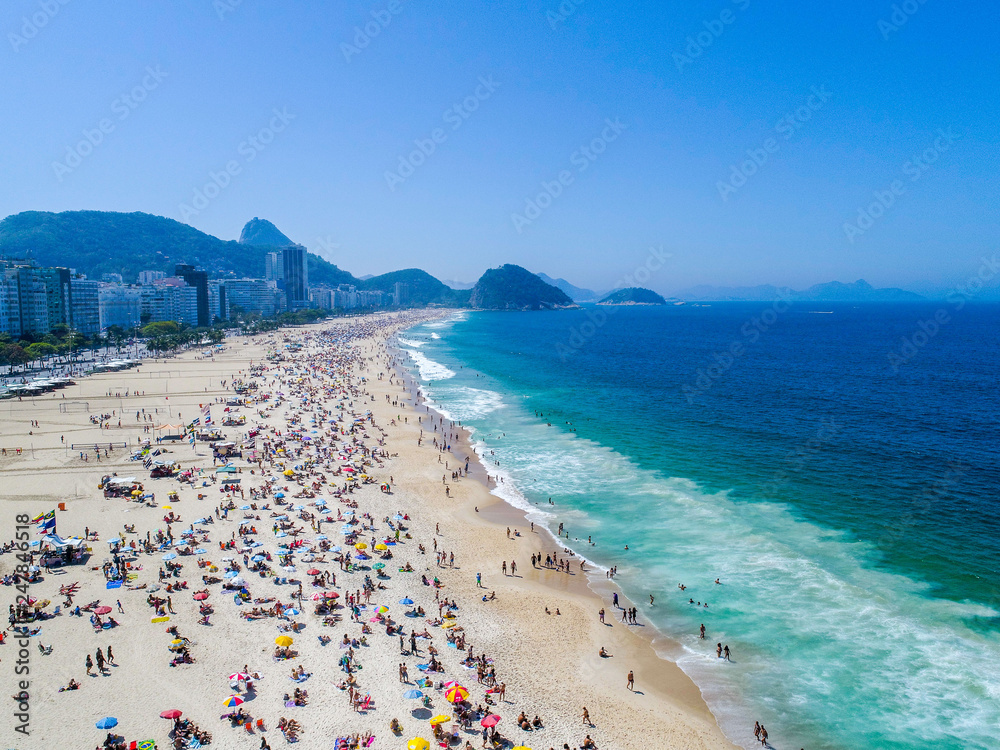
(0, 312, 736, 750)
(390, 319, 740, 748)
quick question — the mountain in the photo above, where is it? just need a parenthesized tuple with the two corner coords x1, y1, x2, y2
(673, 280, 924, 302)
(798, 279, 924, 302)
(442, 279, 476, 290)
(470, 264, 575, 310)
(0, 210, 357, 286)
(598, 287, 667, 305)
(238, 217, 293, 246)
(536, 272, 601, 302)
(358, 268, 468, 307)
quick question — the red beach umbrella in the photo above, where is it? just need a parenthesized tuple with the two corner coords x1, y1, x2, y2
(480, 715, 502, 728)
(95, 606, 112, 615)
(193, 592, 209, 601)
(160, 709, 183, 720)
(307, 568, 321, 576)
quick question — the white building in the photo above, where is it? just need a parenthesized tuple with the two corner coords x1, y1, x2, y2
(69, 277, 101, 335)
(99, 284, 142, 331)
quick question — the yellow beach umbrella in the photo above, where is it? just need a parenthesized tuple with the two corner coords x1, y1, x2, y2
(374, 543, 388, 551)
(162, 505, 172, 510)
(275, 635, 293, 647)
(354, 542, 368, 550)
(407, 739, 429, 750)
(283, 469, 294, 476)
(444, 686, 469, 703)
(429, 715, 451, 725)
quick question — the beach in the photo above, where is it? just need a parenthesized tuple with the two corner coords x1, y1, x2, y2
(0, 311, 735, 750)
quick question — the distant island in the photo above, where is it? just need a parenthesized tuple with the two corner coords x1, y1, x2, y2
(598, 287, 666, 306)
(672, 279, 925, 302)
(470, 264, 576, 310)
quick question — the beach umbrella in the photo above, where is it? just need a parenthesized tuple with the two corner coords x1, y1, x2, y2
(376, 605, 389, 614)
(162, 552, 177, 561)
(480, 715, 502, 728)
(373, 563, 385, 570)
(394, 514, 405, 520)
(445, 686, 469, 703)
(229, 576, 245, 586)
(403, 689, 423, 699)
(355, 542, 367, 550)
(284, 608, 300, 616)
(374, 543, 388, 551)
(224, 570, 238, 578)
(222, 695, 244, 708)
(442, 681, 461, 689)
(192, 592, 208, 601)
(429, 715, 451, 726)
(407, 739, 429, 750)
(228, 672, 250, 682)
(96, 717, 118, 729)
(283, 469, 294, 476)
(160, 709, 182, 720)
(399, 598, 414, 605)
(307, 568, 321, 576)
(275, 636, 294, 647)
(251, 555, 266, 562)
(162, 505, 172, 510)
(95, 606, 112, 615)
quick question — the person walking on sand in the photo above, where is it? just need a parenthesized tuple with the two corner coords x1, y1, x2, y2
(501, 561, 507, 576)
(95, 648, 105, 674)
(106, 645, 115, 666)
(85, 653, 93, 676)
(582, 707, 591, 726)
(626, 671, 634, 691)
(510, 560, 516, 575)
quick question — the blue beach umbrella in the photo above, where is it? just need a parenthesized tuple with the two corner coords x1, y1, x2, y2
(251, 555, 266, 562)
(96, 717, 118, 729)
(403, 689, 423, 699)
(399, 598, 414, 605)
(224, 570, 238, 578)
(285, 608, 300, 616)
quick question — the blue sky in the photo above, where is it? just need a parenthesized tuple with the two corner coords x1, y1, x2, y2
(1, 0, 997, 292)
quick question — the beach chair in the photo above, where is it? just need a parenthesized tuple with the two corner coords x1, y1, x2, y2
(256, 718, 266, 731)
(129, 742, 137, 750)
(245, 721, 254, 733)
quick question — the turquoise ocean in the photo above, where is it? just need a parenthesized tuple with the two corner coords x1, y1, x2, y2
(397, 305, 1000, 750)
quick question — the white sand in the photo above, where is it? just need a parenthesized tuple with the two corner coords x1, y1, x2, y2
(0, 312, 735, 750)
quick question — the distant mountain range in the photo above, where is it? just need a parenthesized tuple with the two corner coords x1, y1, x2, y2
(535, 273, 603, 302)
(1, 210, 967, 308)
(672, 280, 925, 302)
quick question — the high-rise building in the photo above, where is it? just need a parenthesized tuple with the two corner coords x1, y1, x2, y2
(137, 270, 166, 285)
(223, 279, 277, 317)
(174, 264, 210, 326)
(392, 282, 409, 307)
(0, 271, 21, 337)
(208, 280, 228, 323)
(99, 284, 142, 330)
(141, 281, 198, 326)
(69, 277, 100, 335)
(40, 267, 71, 329)
(282, 245, 309, 310)
(265, 252, 284, 283)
